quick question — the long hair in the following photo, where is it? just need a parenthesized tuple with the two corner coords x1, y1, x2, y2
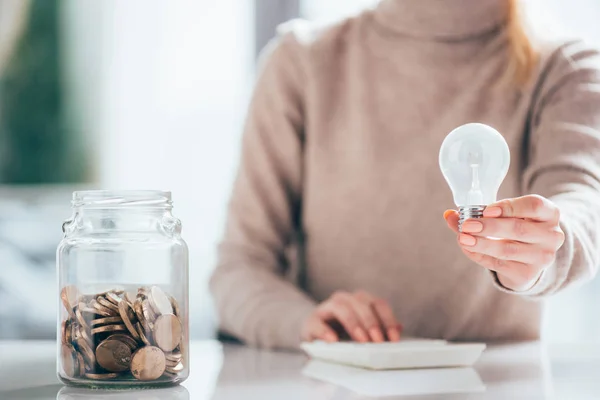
(504, 0, 539, 87)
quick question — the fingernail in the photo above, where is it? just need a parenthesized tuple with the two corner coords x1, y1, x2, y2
(461, 220, 483, 233)
(459, 233, 477, 246)
(484, 206, 502, 217)
(387, 328, 400, 342)
(369, 327, 384, 343)
(354, 327, 368, 343)
(443, 210, 454, 219)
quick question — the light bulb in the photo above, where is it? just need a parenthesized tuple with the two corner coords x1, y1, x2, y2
(439, 123, 510, 231)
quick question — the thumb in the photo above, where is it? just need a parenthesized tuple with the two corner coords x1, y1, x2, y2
(443, 209, 460, 234)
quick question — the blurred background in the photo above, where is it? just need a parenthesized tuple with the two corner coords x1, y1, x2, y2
(0, 0, 599, 343)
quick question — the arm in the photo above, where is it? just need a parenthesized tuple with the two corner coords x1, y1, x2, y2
(445, 41, 600, 296)
(209, 32, 317, 349)
(513, 41, 600, 296)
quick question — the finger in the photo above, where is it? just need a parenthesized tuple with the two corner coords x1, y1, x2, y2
(461, 217, 564, 247)
(444, 209, 460, 234)
(343, 293, 385, 342)
(460, 248, 545, 285)
(458, 233, 556, 265)
(356, 291, 401, 342)
(483, 195, 560, 223)
(317, 297, 368, 342)
(307, 317, 338, 343)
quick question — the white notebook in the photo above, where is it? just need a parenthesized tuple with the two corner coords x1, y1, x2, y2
(301, 338, 486, 370)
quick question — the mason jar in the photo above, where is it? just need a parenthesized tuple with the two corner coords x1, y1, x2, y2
(57, 190, 189, 388)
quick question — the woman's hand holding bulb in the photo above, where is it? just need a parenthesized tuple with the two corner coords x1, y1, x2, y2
(444, 194, 566, 292)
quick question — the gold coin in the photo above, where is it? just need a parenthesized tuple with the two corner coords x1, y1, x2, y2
(148, 286, 173, 316)
(168, 295, 180, 318)
(106, 291, 122, 306)
(106, 333, 139, 351)
(91, 316, 123, 327)
(96, 339, 132, 372)
(118, 300, 141, 341)
(75, 336, 96, 368)
(61, 344, 78, 378)
(84, 372, 120, 380)
(90, 299, 115, 317)
(130, 346, 166, 381)
(153, 314, 182, 352)
(61, 286, 80, 318)
(135, 322, 152, 346)
(165, 362, 184, 374)
(97, 296, 120, 313)
(91, 324, 127, 335)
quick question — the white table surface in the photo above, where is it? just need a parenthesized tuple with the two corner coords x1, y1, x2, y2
(0, 340, 599, 399)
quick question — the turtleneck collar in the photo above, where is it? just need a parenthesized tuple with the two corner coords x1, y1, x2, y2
(373, 0, 509, 40)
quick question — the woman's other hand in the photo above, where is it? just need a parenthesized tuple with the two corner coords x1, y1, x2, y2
(301, 290, 402, 343)
(444, 194, 565, 292)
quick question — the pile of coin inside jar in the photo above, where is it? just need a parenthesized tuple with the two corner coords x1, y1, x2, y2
(60, 285, 184, 382)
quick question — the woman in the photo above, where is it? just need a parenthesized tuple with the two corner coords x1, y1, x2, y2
(210, 0, 600, 349)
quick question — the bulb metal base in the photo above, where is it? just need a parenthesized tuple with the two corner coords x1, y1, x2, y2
(458, 205, 486, 232)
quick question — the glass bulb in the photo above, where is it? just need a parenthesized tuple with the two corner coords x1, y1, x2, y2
(439, 123, 510, 229)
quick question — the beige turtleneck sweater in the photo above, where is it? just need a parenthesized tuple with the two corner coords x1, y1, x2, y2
(209, 0, 600, 349)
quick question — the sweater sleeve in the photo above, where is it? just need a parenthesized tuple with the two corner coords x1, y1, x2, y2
(494, 41, 600, 297)
(209, 31, 317, 349)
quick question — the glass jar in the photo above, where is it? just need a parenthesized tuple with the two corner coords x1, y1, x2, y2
(57, 190, 189, 388)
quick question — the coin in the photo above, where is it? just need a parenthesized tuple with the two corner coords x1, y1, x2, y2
(84, 372, 121, 380)
(118, 300, 141, 341)
(96, 339, 132, 372)
(142, 299, 158, 324)
(90, 299, 115, 317)
(61, 344, 78, 378)
(134, 299, 152, 334)
(75, 336, 96, 368)
(149, 286, 173, 316)
(91, 324, 127, 335)
(79, 304, 102, 317)
(91, 316, 123, 327)
(168, 295, 180, 317)
(130, 346, 166, 381)
(153, 314, 182, 352)
(61, 320, 70, 345)
(165, 351, 182, 363)
(75, 303, 91, 330)
(165, 359, 180, 368)
(125, 291, 137, 305)
(106, 333, 139, 351)
(138, 286, 150, 298)
(106, 291, 122, 305)
(75, 350, 86, 376)
(97, 296, 120, 313)
(165, 362, 184, 374)
(61, 286, 80, 318)
(78, 325, 94, 348)
(136, 322, 152, 346)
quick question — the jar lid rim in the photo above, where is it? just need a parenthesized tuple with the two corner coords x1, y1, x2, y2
(72, 190, 172, 207)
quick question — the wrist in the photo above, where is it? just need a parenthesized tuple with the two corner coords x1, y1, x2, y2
(497, 269, 545, 292)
